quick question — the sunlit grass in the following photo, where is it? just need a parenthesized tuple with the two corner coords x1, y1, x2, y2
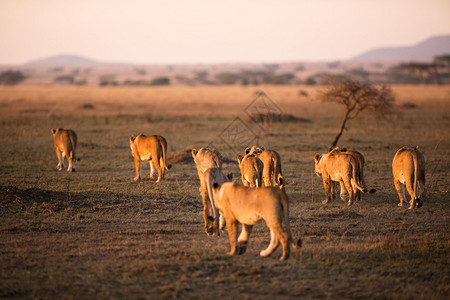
(0, 85, 449, 298)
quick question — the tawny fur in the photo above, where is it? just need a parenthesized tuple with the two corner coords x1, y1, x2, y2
(202, 167, 231, 235)
(237, 154, 263, 187)
(192, 148, 225, 235)
(329, 147, 367, 202)
(392, 146, 425, 209)
(211, 181, 301, 260)
(314, 151, 376, 206)
(245, 146, 283, 187)
(129, 134, 171, 182)
(51, 128, 77, 172)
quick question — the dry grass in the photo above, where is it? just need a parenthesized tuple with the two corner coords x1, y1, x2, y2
(0, 85, 449, 299)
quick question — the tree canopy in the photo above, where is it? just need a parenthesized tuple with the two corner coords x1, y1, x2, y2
(318, 77, 395, 147)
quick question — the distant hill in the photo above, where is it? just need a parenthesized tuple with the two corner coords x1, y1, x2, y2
(26, 54, 99, 66)
(350, 35, 450, 61)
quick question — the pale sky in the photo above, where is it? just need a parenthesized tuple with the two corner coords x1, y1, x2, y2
(0, 0, 449, 64)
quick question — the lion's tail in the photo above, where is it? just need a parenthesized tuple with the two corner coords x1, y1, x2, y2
(160, 139, 172, 171)
(272, 156, 281, 186)
(65, 135, 76, 163)
(279, 177, 301, 250)
(351, 159, 376, 194)
(205, 170, 219, 222)
(412, 148, 419, 200)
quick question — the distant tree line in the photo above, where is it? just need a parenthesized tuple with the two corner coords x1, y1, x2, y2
(213, 70, 297, 85)
(302, 54, 450, 85)
(99, 76, 171, 86)
(387, 55, 450, 84)
(4, 55, 450, 87)
(0, 70, 26, 85)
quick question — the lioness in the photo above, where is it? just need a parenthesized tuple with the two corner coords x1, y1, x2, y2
(392, 146, 425, 209)
(192, 148, 224, 235)
(202, 167, 232, 235)
(129, 134, 171, 182)
(237, 154, 263, 187)
(211, 178, 301, 260)
(51, 128, 77, 172)
(245, 146, 283, 187)
(329, 147, 366, 202)
(192, 148, 223, 179)
(314, 151, 376, 206)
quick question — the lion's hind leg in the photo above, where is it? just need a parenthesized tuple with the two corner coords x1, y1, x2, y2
(416, 177, 425, 208)
(149, 161, 158, 180)
(278, 230, 290, 260)
(248, 175, 256, 188)
(260, 228, 279, 258)
(241, 175, 249, 187)
(405, 176, 417, 209)
(338, 181, 348, 202)
(346, 179, 355, 206)
(55, 148, 64, 171)
(394, 179, 406, 207)
(66, 150, 75, 172)
(262, 167, 272, 187)
(202, 190, 215, 236)
(238, 224, 253, 254)
(219, 214, 226, 231)
(153, 158, 163, 183)
(159, 157, 166, 180)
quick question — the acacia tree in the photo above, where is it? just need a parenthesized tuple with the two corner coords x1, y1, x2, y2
(318, 77, 395, 147)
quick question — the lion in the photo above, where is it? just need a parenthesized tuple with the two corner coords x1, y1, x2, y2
(129, 134, 171, 182)
(210, 177, 301, 260)
(237, 154, 263, 187)
(328, 147, 367, 202)
(314, 151, 376, 206)
(192, 148, 225, 235)
(392, 146, 425, 209)
(192, 148, 223, 179)
(202, 167, 232, 235)
(245, 146, 283, 187)
(51, 128, 77, 172)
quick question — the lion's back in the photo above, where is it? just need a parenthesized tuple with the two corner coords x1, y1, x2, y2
(53, 128, 77, 151)
(392, 147, 425, 180)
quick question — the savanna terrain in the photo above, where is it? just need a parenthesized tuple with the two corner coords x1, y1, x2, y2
(0, 85, 449, 299)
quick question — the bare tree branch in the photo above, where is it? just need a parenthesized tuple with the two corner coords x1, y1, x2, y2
(318, 77, 396, 147)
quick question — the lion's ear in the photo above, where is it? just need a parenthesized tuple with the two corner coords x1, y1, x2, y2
(237, 155, 243, 164)
(51, 129, 56, 135)
(314, 153, 321, 161)
(192, 149, 198, 158)
(129, 136, 135, 143)
(245, 147, 250, 155)
(278, 174, 284, 185)
(260, 146, 264, 150)
(278, 174, 287, 191)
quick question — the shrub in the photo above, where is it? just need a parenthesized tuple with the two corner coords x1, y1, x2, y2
(0, 70, 26, 85)
(215, 73, 238, 85)
(54, 75, 75, 84)
(150, 77, 170, 86)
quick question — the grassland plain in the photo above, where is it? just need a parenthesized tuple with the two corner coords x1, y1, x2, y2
(0, 85, 449, 299)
